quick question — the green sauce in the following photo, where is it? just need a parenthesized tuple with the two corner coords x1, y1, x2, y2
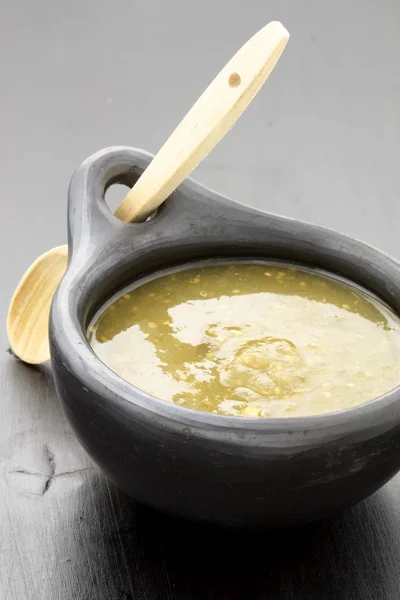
(89, 262, 400, 418)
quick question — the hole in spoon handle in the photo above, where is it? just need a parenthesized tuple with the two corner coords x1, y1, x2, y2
(229, 72, 241, 87)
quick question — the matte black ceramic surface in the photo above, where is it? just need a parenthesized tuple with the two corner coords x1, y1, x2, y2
(50, 146, 400, 527)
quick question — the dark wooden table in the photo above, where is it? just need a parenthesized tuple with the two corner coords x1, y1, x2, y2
(2, 1, 400, 598)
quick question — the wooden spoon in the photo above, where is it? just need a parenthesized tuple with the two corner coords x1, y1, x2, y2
(7, 21, 289, 364)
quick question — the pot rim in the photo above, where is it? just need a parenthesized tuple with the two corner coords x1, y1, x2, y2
(50, 145, 400, 439)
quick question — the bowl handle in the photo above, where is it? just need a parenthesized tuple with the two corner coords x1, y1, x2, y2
(66, 144, 259, 268)
(67, 146, 155, 256)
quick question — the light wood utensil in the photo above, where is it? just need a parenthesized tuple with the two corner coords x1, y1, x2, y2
(7, 21, 289, 364)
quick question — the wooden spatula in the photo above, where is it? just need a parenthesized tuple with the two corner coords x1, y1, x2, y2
(7, 21, 289, 364)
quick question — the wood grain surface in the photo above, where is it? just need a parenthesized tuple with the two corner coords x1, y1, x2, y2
(1, 1, 400, 598)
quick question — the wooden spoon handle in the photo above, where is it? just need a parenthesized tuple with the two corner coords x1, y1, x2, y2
(114, 21, 289, 222)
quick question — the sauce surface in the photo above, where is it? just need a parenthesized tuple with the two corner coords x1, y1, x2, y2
(89, 262, 400, 418)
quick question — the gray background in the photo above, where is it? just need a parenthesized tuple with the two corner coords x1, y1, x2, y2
(1, 1, 400, 598)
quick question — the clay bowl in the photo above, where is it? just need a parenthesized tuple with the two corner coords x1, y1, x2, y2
(50, 146, 400, 527)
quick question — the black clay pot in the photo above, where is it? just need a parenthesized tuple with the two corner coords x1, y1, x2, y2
(50, 146, 400, 527)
